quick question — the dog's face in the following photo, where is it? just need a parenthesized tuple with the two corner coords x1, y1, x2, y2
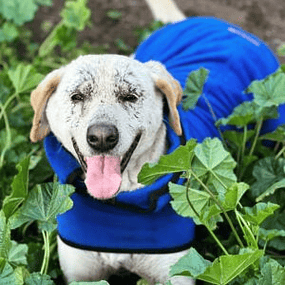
(30, 55, 182, 199)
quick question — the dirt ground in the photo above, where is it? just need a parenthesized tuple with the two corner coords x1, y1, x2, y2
(32, 0, 285, 63)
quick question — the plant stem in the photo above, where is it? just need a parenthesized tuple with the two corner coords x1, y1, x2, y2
(191, 170, 244, 248)
(249, 119, 263, 157)
(0, 102, 12, 168)
(185, 172, 229, 255)
(275, 145, 285, 160)
(41, 230, 50, 275)
(235, 210, 258, 249)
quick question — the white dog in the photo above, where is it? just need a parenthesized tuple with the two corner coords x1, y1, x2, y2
(30, 1, 195, 284)
(30, 0, 281, 284)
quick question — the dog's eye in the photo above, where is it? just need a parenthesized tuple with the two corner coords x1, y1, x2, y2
(71, 93, 84, 103)
(120, 94, 138, 103)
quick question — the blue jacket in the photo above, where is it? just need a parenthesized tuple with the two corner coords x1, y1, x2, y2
(44, 17, 282, 253)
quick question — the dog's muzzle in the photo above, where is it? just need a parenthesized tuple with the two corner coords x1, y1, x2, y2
(71, 132, 142, 199)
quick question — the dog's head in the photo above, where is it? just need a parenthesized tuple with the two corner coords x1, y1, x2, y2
(30, 55, 182, 199)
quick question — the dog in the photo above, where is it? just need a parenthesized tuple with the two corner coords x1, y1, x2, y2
(30, 0, 281, 284)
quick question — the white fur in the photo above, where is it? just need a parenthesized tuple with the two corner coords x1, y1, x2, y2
(36, 1, 195, 284)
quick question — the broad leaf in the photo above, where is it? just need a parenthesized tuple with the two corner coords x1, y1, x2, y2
(25, 272, 55, 285)
(0, 211, 11, 261)
(223, 130, 255, 148)
(259, 258, 285, 285)
(196, 250, 263, 285)
(260, 125, 285, 143)
(10, 183, 75, 232)
(0, 0, 37, 26)
(138, 139, 197, 185)
(222, 182, 249, 211)
(183, 68, 209, 110)
(0, 22, 19, 42)
(256, 178, 285, 202)
(61, 0, 91, 31)
(8, 64, 43, 94)
(251, 157, 285, 198)
(169, 183, 223, 230)
(3, 156, 30, 219)
(0, 261, 24, 285)
(242, 202, 280, 226)
(245, 72, 285, 108)
(259, 228, 285, 242)
(8, 241, 28, 267)
(192, 138, 237, 195)
(169, 183, 211, 220)
(216, 101, 255, 127)
(170, 247, 212, 278)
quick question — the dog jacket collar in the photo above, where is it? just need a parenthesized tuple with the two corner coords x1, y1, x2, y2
(44, 115, 196, 253)
(44, 17, 283, 253)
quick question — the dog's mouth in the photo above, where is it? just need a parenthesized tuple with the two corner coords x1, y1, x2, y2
(71, 133, 142, 199)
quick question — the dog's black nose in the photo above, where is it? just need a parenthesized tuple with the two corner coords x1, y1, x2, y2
(87, 124, 119, 152)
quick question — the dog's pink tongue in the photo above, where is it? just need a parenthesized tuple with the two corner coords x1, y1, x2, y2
(85, 156, 121, 199)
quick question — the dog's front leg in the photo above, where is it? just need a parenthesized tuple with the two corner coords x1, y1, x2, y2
(127, 251, 195, 285)
(57, 237, 111, 283)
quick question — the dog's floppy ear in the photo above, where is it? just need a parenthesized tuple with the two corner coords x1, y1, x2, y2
(30, 69, 63, 142)
(145, 61, 183, 136)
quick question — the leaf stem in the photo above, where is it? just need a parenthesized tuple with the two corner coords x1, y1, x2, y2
(275, 145, 285, 160)
(235, 210, 258, 249)
(190, 170, 244, 248)
(249, 119, 263, 157)
(41, 230, 50, 275)
(185, 172, 229, 256)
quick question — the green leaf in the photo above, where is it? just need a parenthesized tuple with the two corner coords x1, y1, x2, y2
(259, 228, 285, 242)
(0, 261, 24, 285)
(242, 202, 280, 226)
(223, 130, 255, 148)
(61, 0, 91, 31)
(182, 68, 209, 110)
(192, 138, 237, 194)
(0, 0, 38, 26)
(169, 183, 224, 230)
(260, 125, 285, 143)
(245, 72, 285, 108)
(10, 183, 75, 232)
(256, 178, 285, 202)
(169, 183, 211, 220)
(8, 241, 28, 267)
(0, 22, 19, 43)
(25, 272, 55, 285)
(196, 250, 263, 285)
(222, 182, 249, 211)
(170, 247, 212, 278)
(0, 211, 11, 261)
(8, 64, 43, 94)
(259, 258, 285, 285)
(216, 101, 255, 127)
(3, 156, 30, 219)
(138, 139, 197, 185)
(251, 157, 285, 198)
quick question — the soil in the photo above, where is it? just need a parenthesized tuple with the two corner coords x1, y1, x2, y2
(29, 1, 285, 284)
(31, 0, 285, 62)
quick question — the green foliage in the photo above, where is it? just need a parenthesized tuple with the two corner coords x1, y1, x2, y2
(139, 66, 285, 284)
(1, 0, 285, 283)
(182, 67, 209, 110)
